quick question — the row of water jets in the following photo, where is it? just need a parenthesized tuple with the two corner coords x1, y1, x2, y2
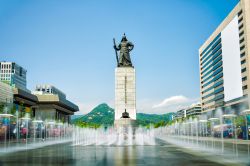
(154, 109, 250, 164)
(0, 113, 73, 153)
(0, 116, 156, 154)
(72, 126, 155, 146)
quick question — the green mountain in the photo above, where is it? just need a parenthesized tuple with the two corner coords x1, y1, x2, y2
(73, 103, 173, 128)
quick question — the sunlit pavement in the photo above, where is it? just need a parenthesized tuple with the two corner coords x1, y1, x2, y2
(0, 140, 230, 166)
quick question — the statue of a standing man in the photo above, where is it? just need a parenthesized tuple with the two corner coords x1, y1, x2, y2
(114, 34, 134, 67)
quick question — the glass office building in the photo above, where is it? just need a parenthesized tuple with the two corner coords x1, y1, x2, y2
(0, 62, 27, 91)
(199, 0, 250, 116)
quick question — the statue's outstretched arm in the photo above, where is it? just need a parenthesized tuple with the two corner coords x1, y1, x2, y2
(128, 42, 134, 51)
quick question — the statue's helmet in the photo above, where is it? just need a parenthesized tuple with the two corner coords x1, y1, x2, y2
(121, 33, 128, 42)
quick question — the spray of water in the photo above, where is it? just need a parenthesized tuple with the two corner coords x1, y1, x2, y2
(72, 125, 156, 146)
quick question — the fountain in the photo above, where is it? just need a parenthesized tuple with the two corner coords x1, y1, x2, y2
(0, 113, 14, 152)
(241, 109, 250, 157)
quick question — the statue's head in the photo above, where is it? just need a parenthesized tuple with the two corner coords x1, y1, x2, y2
(121, 33, 128, 42)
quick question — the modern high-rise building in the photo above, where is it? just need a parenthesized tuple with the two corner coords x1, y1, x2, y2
(0, 62, 27, 91)
(199, 0, 250, 116)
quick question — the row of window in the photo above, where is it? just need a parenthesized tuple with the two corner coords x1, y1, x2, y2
(0, 77, 11, 81)
(200, 34, 221, 59)
(202, 61, 223, 85)
(201, 49, 222, 78)
(202, 86, 224, 100)
(201, 38, 221, 64)
(202, 67, 223, 88)
(202, 79, 223, 94)
(0, 70, 12, 73)
(201, 52, 222, 76)
(0, 74, 11, 77)
(201, 42, 222, 68)
(37, 88, 54, 94)
(203, 85, 248, 106)
(0, 64, 11, 69)
(203, 94, 224, 105)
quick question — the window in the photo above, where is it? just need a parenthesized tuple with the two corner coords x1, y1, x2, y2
(238, 17, 243, 23)
(240, 38, 244, 44)
(241, 52, 246, 58)
(242, 76, 247, 81)
(238, 10, 243, 16)
(240, 45, 245, 51)
(20, 68, 22, 76)
(239, 31, 244, 37)
(243, 85, 248, 90)
(239, 24, 244, 30)
(241, 59, 246, 64)
(242, 67, 246, 73)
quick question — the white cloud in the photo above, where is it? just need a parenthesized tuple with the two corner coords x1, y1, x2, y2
(73, 96, 199, 115)
(137, 95, 199, 114)
(152, 95, 189, 108)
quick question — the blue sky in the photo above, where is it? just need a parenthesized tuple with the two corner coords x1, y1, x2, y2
(0, 0, 239, 114)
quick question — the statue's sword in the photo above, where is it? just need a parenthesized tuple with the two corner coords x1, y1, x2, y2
(113, 38, 119, 67)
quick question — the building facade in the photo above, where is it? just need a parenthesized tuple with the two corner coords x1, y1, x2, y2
(0, 61, 79, 122)
(0, 62, 27, 91)
(173, 104, 201, 120)
(199, 0, 250, 116)
(35, 85, 66, 99)
(0, 82, 13, 104)
(186, 104, 202, 117)
(32, 84, 79, 123)
(174, 109, 186, 120)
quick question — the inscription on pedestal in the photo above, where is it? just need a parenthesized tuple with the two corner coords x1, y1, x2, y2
(115, 67, 136, 120)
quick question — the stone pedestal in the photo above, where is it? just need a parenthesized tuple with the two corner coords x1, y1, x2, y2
(114, 118, 137, 127)
(115, 67, 136, 120)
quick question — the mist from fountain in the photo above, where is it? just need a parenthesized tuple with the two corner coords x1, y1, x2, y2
(72, 125, 156, 146)
(154, 108, 250, 165)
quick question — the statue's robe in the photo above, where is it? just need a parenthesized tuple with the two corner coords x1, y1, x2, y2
(117, 41, 134, 67)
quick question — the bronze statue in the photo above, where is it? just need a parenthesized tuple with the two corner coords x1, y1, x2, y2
(113, 34, 134, 67)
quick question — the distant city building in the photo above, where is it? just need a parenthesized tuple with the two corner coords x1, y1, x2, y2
(173, 104, 201, 120)
(0, 62, 27, 91)
(186, 104, 201, 117)
(0, 82, 13, 104)
(199, 0, 250, 116)
(34, 84, 66, 99)
(174, 109, 186, 120)
(32, 84, 79, 123)
(0, 61, 79, 122)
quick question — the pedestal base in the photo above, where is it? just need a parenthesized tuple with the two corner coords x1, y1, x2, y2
(114, 118, 137, 128)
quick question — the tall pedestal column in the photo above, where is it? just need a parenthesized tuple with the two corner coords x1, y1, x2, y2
(115, 67, 136, 120)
